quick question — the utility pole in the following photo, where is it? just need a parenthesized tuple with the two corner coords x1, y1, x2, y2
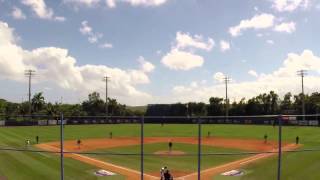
(297, 70, 307, 121)
(223, 76, 231, 121)
(25, 69, 35, 116)
(103, 76, 110, 119)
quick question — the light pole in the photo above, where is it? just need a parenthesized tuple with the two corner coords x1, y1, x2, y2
(25, 69, 35, 116)
(103, 76, 110, 119)
(297, 70, 307, 121)
(223, 76, 231, 120)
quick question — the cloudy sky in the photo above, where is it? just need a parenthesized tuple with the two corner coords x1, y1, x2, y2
(0, 0, 320, 105)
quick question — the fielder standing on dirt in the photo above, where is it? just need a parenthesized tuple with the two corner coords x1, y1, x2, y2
(168, 140, 173, 152)
(77, 139, 81, 149)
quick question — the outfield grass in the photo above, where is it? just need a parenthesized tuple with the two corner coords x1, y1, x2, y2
(0, 124, 320, 179)
(0, 148, 125, 180)
(88, 143, 249, 173)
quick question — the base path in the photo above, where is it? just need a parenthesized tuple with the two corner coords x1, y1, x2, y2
(36, 137, 300, 180)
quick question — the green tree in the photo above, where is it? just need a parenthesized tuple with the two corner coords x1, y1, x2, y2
(18, 102, 30, 115)
(0, 99, 7, 114)
(31, 92, 45, 113)
(82, 92, 105, 116)
(280, 92, 293, 114)
(207, 97, 224, 116)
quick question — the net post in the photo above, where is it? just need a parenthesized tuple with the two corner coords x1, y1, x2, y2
(140, 116, 144, 180)
(277, 115, 282, 180)
(60, 113, 64, 180)
(197, 117, 202, 180)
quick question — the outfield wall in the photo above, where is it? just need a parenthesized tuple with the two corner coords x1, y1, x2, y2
(0, 115, 319, 126)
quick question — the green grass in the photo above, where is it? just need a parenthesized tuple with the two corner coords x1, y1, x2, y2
(0, 149, 125, 180)
(0, 124, 320, 179)
(88, 143, 249, 173)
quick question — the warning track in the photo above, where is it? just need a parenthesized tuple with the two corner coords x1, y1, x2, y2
(36, 137, 300, 180)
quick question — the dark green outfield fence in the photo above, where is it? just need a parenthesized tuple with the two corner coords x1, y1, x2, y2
(1, 114, 320, 126)
(1, 114, 320, 180)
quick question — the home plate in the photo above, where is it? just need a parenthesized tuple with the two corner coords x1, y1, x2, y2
(94, 169, 116, 176)
(221, 169, 244, 176)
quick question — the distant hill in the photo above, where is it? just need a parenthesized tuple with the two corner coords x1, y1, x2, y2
(126, 106, 147, 113)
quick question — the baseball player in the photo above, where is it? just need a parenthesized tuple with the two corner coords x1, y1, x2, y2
(77, 139, 81, 149)
(160, 166, 167, 180)
(163, 169, 173, 180)
(264, 134, 268, 144)
(25, 139, 30, 148)
(168, 141, 173, 152)
(35, 135, 39, 144)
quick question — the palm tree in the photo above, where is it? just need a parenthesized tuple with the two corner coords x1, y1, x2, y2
(32, 92, 45, 113)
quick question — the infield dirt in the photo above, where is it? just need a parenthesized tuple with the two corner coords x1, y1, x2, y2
(37, 137, 300, 180)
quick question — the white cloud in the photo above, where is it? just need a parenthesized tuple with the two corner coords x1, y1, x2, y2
(0, 20, 151, 105)
(219, 40, 230, 52)
(256, 33, 264, 37)
(161, 31, 209, 71)
(170, 50, 320, 103)
(54, 16, 66, 22)
(22, 0, 65, 21)
(266, 39, 274, 44)
(99, 42, 113, 49)
(106, 0, 116, 8)
(175, 31, 214, 51)
(79, 21, 92, 35)
(64, 0, 168, 8)
(248, 70, 258, 77)
(161, 49, 204, 70)
(274, 21, 296, 33)
(138, 56, 155, 73)
(106, 0, 168, 7)
(229, 13, 275, 37)
(272, 0, 310, 12)
(80, 20, 103, 44)
(64, 0, 100, 7)
(125, 0, 168, 6)
(213, 72, 226, 82)
(11, 7, 26, 20)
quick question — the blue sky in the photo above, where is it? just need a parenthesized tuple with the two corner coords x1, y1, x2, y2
(1, 0, 320, 105)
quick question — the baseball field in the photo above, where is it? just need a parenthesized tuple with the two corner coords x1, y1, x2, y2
(0, 124, 320, 180)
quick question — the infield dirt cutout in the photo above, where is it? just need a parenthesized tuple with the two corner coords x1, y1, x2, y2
(37, 137, 300, 180)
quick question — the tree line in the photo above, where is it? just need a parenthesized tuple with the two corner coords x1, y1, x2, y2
(145, 91, 320, 116)
(0, 92, 144, 119)
(1, 91, 320, 119)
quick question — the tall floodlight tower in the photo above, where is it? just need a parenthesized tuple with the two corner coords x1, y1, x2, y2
(223, 76, 231, 120)
(103, 76, 110, 119)
(25, 69, 35, 115)
(297, 70, 307, 121)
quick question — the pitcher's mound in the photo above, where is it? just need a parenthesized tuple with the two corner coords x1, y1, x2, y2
(154, 150, 186, 156)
